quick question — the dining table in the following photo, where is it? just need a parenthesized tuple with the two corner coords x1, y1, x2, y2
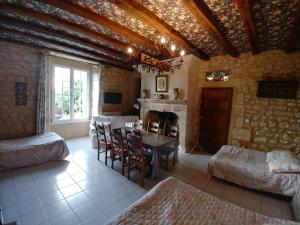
(119, 126, 177, 179)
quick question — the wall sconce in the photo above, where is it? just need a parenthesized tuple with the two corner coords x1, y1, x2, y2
(206, 70, 230, 81)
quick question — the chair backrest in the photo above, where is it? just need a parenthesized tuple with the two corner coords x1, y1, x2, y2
(126, 132, 144, 158)
(147, 120, 160, 133)
(95, 122, 108, 143)
(109, 127, 124, 150)
(134, 120, 143, 130)
(165, 125, 178, 138)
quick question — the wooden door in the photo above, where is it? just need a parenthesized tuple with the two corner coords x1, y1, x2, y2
(199, 88, 233, 154)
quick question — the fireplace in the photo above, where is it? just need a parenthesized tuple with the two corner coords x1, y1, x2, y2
(138, 99, 187, 152)
(144, 110, 179, 134)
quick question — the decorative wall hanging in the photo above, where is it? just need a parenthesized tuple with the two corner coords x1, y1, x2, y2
(257, 80, 298, 99)
(206, 70, 230, 81)
(156, 75, 168, 92)
(15, 82, 27, 106)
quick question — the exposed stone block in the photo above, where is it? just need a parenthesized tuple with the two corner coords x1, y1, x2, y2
(232, 128, 251, 141)
(234, 105, 245, 116)
(254, 137, 267, 143)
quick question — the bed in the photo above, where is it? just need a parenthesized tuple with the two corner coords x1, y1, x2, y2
(106, 177, 299, 225)
(209, 145, 300, 197)
(0, 132, 69, 171)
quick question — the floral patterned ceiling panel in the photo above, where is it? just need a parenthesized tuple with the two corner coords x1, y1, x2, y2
(202, 0, 251, 53)
(138, 0, 225, 56)
(72, 0, 225, 56)
(73, 0, 160, 42)
(0, 9, 127, 54)
(252, 0, 299, 51)
(0, 31, 111, 60)
(2, 0, 155, 55)
(0, 0, 299, 60)
(0, 22, 126, 61)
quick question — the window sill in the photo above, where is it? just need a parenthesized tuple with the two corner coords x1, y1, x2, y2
(51, 119, 90, 125)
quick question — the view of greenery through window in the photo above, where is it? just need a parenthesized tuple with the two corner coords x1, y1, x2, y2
(54, 67, 88, 121)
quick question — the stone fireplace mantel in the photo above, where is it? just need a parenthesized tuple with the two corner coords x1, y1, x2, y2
(137, 98, 187, 105)
(138, 98, 188, 152)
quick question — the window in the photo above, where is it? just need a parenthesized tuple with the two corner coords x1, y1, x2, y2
(53, 66, 89, 122)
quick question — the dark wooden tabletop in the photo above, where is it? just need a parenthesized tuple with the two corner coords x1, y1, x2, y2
(141, 131, 176, 148)
(116, 127, 177, 148)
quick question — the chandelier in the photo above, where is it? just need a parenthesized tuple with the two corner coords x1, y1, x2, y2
(127, 37, 185, 75)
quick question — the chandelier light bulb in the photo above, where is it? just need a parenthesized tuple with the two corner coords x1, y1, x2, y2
(160, 37, 166, 44)
(127, 47, 133, 54)
(171, 44, 176, 52)
(180, 50, 185, 56)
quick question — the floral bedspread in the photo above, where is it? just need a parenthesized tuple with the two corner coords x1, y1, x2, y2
(106, 177, 299, 225)
(0, 132, 69, 171)
(209, 145, 300, 197)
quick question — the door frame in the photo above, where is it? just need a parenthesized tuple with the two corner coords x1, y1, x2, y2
(199, 87, 234, 152)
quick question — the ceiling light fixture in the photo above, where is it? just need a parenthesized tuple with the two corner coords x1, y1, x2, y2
(127, 37, 185, 75)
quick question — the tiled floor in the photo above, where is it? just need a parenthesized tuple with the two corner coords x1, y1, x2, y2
(0, 137, 294, 225)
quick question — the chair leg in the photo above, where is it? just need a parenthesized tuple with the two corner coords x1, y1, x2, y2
(111, 152, 114, 169)
(121, 155, 125, 176)
(105, 147, 108, 166)
(140, 164, 144, 187)
(165, 154, 169, 171)
(97, 142, 100, 161)
(173, 151, 176, 166)
(127, 157, 131, 180)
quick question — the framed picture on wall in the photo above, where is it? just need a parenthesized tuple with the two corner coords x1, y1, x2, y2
(155, 75, 168, 92)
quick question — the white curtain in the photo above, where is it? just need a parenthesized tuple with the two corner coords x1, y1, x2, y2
(36, 52, 47, 134)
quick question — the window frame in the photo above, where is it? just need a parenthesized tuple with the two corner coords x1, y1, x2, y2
(51, 64, 90, 124)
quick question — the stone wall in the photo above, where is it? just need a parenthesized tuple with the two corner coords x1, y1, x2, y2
(100, 65, 141, 115)
(0, 41, 41, 139)
(191, 50, 300, 155)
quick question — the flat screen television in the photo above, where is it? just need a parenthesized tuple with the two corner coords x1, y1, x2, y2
(104, 92, 122, 104)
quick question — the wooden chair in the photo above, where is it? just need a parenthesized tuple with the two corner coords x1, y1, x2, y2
(160, 124, 179, 171)
(95, 122, 111, 165)
(126, 131, 151, 187)
(147, 120, 160, 134)
(110, 127, 127, 175)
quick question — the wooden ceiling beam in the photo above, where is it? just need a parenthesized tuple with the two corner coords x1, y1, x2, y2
(0, 16, 129, 61)
(182, 0, 238, 57)
(0, 3, 138, 56)
(285, 1, 300, 53)
(236, 0, 259, 54)
(106, 0, 209, 60)
(0, 25, 128, 65)
(36, 0, 160, 54)
(0, 29, 133, 70)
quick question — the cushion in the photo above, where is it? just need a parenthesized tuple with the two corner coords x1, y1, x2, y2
(123, 116, 138, 123)
(267, 150, 300, 173)
(110, 116, 125, 129)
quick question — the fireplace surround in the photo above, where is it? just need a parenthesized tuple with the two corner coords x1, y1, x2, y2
(138, 99, 187, 152)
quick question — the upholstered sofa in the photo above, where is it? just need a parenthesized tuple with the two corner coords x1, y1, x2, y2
(90, 115, 138, 148)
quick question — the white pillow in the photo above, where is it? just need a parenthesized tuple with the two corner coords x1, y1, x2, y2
(266, 150, 293, 162)
(267, 150, 300, 173)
